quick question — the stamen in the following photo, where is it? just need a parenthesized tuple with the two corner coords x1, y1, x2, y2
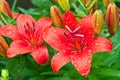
(72, 26, 80, 33)
(65, 25, 72, 33)
(74, 34, 84, 37)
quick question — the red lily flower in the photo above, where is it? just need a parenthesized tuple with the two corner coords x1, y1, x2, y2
(43, 12, 112, 76)
(0, 14, 52, 65)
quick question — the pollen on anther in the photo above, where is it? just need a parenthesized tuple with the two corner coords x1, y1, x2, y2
(72, 26, 80, 33)
(74, 34, 84, 37)
(65, 25, 72, 33)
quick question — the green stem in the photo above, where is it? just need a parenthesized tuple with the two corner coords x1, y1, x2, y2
(12, 0, 18, 11)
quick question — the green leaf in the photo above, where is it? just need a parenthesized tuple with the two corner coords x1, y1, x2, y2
(95, 68, 120, 77)
(78, 0, 86, 10)
(88, 72, 98, 80)
(0, 12, 16, 25)
(72, 3, 86, 17)
(1, 13, 11, 25)
(86, 0, 97, 10)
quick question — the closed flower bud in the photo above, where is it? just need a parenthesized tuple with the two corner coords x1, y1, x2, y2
(0, 0, 12, 18)
(58, 0, 70, 11)
(0, 36, 8, 57)
(106, 2, 119, 35)
(92, 10, 104, 35)
(103, 0, 112, 8)
(50, 5, 63, 28)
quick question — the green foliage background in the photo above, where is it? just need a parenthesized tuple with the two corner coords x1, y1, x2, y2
(0, 0, 120, 80)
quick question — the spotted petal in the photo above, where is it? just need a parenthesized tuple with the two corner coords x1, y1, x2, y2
(77, 15, 94, 46)
(7, 40, 32, 58)
(92, 36, 112, 53)
(43, 27, 72, 51)
(51, 52, 71, 73)
(71, 49, 92, 76)
(31, 45, 49, 65)
(0, 25, 22, 40)
(17, 14, 36, 37)
(63, 11, 78, 31)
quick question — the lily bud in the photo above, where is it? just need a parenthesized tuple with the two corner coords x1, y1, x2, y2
(0, 0, 12, 18)
(50, 5, 63, 28)
(58, 0, 70, 11)
(92, 10, 104, 35)
(0, 36, 8, 57)
(103, 0, 112, 8)
(106, 2, 119, 35)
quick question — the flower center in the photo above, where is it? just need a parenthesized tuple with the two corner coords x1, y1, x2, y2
(30, 38, 36, 46)
(65, 25, 84, 37)
(65, 25, 84, 51)
(24, 22, 37, 46)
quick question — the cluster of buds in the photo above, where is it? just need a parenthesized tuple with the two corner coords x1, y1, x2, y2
(92, 1, 119, 36)
(105, 2, 119, 35)
(0, 0, 12, 18)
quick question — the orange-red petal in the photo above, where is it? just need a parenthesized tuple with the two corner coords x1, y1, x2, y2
(92, 36, 112, 53)
(43, 27, 72, 51)
(12, 12, 23, 19)
(51, 52, 71, 73)
(36, 17, 52, 31)
(0, 25, 22, 40)
(71, 49, 92, 76)
(35, 17, 52, 44)
(76, 14, 94, 46)
(7, 40, 32, 58)
(31, 45, 49, 65)
(63, 11, 78, 30)
(17, 14, 36, 36)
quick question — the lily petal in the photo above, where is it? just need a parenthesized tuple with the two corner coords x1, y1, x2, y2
(43, 27, 72, 51)
(12, 12, 23, 19)
(63, 11, 78, 31)
(31, 45, 49, 65)
(36, 17, 52, 31)
(71, 49, 92, 76)
(92, 36, 112, 53)
(0, 25, 22, 40)
(35, 17, 52, 44)
(17, 14, 36, 36)
(7, 40, 32, 58)
(77, 14, 94, 46)
(51, 52, 71, 73)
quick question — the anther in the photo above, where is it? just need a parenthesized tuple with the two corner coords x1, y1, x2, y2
(74, 34, 84, 37)
(73, 26, 80, 33)
(65, 25, 72, 33)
